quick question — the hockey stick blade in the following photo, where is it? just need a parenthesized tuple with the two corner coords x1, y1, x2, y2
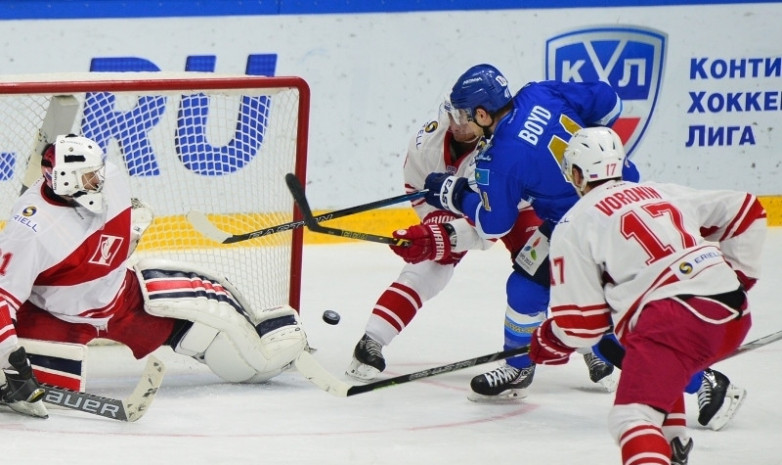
(295, 345, 529, 397)
(189, 188, 426, 244)
(285, 173, 411, 247)
(41, 355, 166, 422)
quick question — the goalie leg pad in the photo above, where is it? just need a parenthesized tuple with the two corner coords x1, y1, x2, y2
(19, 338, 87, 392)
(134, 258, 307, 383)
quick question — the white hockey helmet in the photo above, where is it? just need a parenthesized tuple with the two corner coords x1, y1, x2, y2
(42, 134, 106, 213)
(562, 127, 625, 193)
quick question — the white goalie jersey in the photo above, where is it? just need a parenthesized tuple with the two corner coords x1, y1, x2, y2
(548, 180, 767, 348)
(0, 161, 132, 326)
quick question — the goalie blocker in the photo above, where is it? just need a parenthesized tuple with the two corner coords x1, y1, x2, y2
(134, 258, 308, 383)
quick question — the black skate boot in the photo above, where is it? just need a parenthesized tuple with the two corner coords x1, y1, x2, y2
(1, 347, 48, 419)
(467, 364, 535, 402)
(583, 352, 617, 392)
(345, 334, 386, 382)
(697, 368, 746, 430)
(670, 437, 693, 465)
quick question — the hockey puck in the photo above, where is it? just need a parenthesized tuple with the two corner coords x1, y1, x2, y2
(322, 310, 341, 325)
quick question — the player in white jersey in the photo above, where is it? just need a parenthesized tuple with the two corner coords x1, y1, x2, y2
(345, 99, 498, 380)
(345, 99, 612, 398)
(528, 127, 766, 465)
(0, 134, 307, 419)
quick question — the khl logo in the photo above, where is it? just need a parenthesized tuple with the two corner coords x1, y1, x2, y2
(545, 26, 667, 157)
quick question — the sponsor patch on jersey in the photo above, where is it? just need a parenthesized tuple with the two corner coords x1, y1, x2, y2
(545, 26, 666, 157)
(474, 137, 493, 162)
(474, 168, 490, 185)
(424, 121, 438, 133)
(678, 262, 693, 274)
(13, 213, 39, 232)
(22, 206, 37, 216)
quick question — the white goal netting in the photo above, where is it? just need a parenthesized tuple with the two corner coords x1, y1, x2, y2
(0, 73, 309, 315)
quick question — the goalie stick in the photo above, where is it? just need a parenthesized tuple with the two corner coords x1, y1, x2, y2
(40, 355, 166, 422)
(189, 186, 426, 244)
(295, 345, 529, 397)
(285, 173, 411, 247)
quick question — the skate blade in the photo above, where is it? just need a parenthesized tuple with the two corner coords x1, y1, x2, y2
(708, 386, 747, 431)
(467, 388, 529, 403)
(345, 359, 381, 383)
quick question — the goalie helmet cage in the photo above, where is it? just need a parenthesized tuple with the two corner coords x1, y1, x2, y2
(0, 73, 309, 315)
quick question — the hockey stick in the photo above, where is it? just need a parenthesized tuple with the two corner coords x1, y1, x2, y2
(295, 345, 529, 397)
(726, 328, 782, 359)
(40, 355, 166, 422)
(598, 328, 782, 369)
(188, 187, 426, 244)
(285, 173, 411, 247)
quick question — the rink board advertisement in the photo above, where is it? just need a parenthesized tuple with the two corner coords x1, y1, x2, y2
(0, 1, 780, 232)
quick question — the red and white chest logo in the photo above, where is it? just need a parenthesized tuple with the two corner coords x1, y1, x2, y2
(88, 234, 124, 266)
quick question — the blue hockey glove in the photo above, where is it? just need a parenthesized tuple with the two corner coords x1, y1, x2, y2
(424, 173, 470, 216)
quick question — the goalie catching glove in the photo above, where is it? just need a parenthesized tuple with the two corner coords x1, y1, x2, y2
(389, 211, 465, 265)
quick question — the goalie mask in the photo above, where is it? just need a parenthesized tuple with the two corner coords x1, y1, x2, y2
(42, 134, 106, 213)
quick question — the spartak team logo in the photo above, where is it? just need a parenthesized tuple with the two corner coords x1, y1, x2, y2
(545, 26, 667, 157)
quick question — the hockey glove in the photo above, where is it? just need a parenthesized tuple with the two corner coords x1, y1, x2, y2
(390, 223, 454, 264)
(529, 319, 574, 365)
(423, 172, 470, 216)
(422, 210, 466, 265)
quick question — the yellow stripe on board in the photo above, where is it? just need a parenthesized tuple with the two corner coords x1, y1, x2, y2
(135, 212, 294, 251)
(759, 196, 782, 227)
(305, 195, 782, 244)
(3, 196, 780, 249)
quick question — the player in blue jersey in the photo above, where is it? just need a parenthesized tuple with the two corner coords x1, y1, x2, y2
(415, 64, 745, 427)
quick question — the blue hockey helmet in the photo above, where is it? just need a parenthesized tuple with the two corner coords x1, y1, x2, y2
(448, 64, 512, 123)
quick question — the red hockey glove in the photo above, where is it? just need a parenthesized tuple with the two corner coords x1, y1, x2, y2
(390, 223, 453, 264)
(530, 319, 574, 365)
(422, 211, 465, 265)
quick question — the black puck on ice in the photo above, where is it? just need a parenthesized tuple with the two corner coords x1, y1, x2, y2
(322, 310, 341, 325)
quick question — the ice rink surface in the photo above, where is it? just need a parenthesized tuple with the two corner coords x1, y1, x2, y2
(3, 229, 781, 465)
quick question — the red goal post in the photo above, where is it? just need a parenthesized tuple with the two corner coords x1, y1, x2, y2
(0, 73, 309, 315)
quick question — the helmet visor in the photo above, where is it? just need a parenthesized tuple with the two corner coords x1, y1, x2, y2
(441, 98, 473, 126)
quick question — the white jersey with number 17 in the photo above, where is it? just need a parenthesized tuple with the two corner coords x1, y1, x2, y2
(548, 180, 766, 347)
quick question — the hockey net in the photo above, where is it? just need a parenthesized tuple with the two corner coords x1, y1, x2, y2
(0, 73, 309, 316)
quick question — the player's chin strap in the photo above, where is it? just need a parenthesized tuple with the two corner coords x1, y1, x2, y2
(133, 258, 307, 383)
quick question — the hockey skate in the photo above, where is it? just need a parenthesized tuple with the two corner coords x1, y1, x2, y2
(0, 347, 48, 419)
(346, 334, 386, 382)
(583, 352, 618, 392)
(697, 368, 746, 431)
(670, 437, 693, 465)
(467, 364, 535, 402)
